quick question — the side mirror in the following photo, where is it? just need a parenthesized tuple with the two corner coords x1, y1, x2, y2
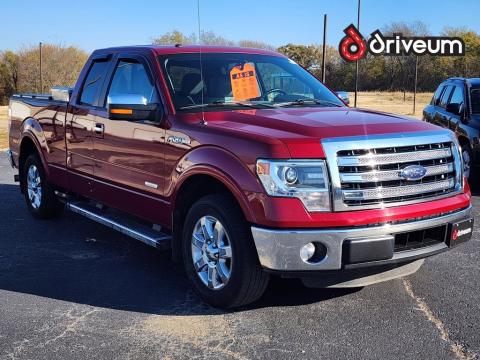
(445, 102, 462, 116)
(336, 91, 350, 105)
(107, 94, 161, 122)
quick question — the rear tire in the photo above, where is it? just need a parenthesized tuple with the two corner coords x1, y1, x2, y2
(182, 194, 269, 308)
(22, 154, 64, 219)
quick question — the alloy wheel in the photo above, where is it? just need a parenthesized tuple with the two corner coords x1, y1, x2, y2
(27, 164, 42, 209)
(191, 215, 233, 290)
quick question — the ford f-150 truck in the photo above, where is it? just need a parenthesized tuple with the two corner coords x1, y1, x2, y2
(7, 45, 474, 308)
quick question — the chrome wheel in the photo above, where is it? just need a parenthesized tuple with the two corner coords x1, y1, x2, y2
(27, 164, 42, 209)
(462, 149, 471, 179)
(191, 215, 232, 290)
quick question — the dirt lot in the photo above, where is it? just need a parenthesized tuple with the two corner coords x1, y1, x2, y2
(0, 106, 8, 149)
(351, 91, 432, 119)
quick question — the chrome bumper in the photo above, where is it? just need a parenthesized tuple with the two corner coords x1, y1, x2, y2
(251, 206, 472, 272)
(6, 149, 16, 168)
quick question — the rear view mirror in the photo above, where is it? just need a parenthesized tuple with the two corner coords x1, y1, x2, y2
(107, 94, 161, 122)
(445, 103, 462, 116)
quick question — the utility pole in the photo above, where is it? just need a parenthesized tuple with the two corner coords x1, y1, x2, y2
(413, 56, 418, 115)
(321, 14, 327, 83)
(39, 42, 43, 93)
(354, 0, 360, 107)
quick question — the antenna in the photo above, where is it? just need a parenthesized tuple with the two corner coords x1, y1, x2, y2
(197, 0, 206, 125)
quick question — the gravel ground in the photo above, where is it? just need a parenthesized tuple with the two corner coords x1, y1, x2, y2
(0, 153, 478, 360)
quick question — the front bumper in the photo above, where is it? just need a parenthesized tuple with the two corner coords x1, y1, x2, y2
(251, 206, 472, 272)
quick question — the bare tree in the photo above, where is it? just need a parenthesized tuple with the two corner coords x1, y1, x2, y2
(17, 44, 88, 94)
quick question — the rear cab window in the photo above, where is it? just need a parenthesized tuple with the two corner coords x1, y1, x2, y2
(79, 60, 110, 107)
(432, 85, 445, 106)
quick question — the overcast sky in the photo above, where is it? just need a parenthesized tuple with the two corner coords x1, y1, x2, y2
(2, 0, 480, 53)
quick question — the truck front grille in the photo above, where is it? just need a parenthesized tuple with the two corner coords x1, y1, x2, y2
(321, 131, 463, 211)
(337, 142, 456, 207)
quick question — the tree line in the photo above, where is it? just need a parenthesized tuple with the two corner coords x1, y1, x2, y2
(1, 22, 479, 105)
(0, 44, 88, 104)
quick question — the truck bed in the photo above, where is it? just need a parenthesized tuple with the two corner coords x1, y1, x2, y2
(8, 94, 69, 180)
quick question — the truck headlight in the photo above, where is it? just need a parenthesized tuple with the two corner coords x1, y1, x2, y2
(256, 159, 331, 212)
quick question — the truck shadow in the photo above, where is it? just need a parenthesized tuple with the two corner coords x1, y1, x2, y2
(0, 183, 359, 315)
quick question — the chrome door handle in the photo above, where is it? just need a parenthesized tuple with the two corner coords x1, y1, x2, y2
(94, 123, 104, 134)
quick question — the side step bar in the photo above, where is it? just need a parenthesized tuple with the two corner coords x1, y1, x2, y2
(66, 202, 171, 250)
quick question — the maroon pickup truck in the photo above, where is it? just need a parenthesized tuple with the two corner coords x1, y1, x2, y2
(7, 45, 473, 308)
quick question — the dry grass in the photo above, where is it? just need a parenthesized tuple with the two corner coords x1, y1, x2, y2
(0, 106, 8, 150)
(0, 92, 433, 150)
(351, 91, 433, 119)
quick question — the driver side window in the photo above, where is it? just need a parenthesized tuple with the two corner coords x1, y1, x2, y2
(448, 86, 464, 108)
(107, 60, 158, 105)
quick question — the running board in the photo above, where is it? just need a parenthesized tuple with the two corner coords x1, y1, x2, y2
(66, 202, 171, 249)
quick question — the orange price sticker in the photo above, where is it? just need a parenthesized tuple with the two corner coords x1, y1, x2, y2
(229, 63, 260, 101)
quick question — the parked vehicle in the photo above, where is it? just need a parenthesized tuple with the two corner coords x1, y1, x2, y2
(7, 46, 473, 308)
(423, 77, 480, 181)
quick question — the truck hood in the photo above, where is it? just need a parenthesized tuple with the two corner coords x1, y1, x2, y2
(203, 107, 440, 158)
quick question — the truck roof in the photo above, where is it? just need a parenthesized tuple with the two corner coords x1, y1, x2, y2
(445, 77, 480, 86)
(93, 45, 283, 57)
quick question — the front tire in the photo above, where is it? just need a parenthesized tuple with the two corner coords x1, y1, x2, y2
(182, 194, 269, 308)
(22, 154, 63, 219)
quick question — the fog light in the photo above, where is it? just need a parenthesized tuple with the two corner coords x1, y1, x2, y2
(300, 242, 316, 262)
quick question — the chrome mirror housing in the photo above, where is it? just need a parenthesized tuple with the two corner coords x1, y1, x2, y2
(107, 94, 148, 105)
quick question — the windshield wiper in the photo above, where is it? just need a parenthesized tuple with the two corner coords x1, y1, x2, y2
(179, 100, 274, 110)
(273, 98, 343, 108)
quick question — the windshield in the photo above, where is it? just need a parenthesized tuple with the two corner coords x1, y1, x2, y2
(471, 87, 480, 114)
(158, 53, 344, 112)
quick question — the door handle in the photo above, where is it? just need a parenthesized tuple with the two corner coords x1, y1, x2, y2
(94, 123, 104, 134)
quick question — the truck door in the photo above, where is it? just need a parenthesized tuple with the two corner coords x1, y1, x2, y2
(433, 85, 453, 129)
(92, 53, 168, 225)
(66, 57, 111, 198)
(424, 85, 445, 124)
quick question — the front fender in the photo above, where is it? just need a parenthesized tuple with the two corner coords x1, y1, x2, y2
(170, 146, 264, 223)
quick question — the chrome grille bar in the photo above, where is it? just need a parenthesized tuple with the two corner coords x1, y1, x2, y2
(340, 163, 454, 183)
(337, 148, 452, 166)
(343, 178, 455, 200)
(321, 131, 463, 212)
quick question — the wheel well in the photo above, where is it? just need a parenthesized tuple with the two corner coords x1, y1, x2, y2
(171, 174, 240, 262)
(18, 137, 39, 192)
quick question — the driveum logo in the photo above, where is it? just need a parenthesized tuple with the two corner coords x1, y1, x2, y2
(339, 24, 465, 62)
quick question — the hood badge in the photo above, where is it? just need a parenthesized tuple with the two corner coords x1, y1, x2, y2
(399, 165, 427, 181)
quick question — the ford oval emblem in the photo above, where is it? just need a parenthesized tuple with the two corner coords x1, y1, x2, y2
(399, 165, 427, 181)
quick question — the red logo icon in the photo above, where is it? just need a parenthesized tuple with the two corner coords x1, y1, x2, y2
(339, 24, 367, 62)
(452, 228, 458, 241)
